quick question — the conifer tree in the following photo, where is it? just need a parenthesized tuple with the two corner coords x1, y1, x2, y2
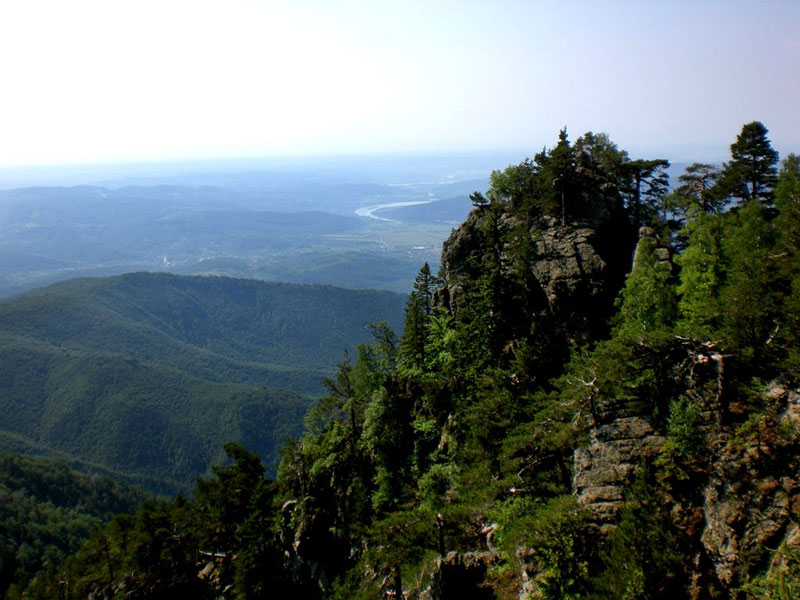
(548, 128, 577, 225)
(672, 163, 723, 219)
(399, 263, 438, 370)
(719, 200, 777, 354)
(625, 158, 670, 226)
(615, 229, 677, 340)
(771, 154, 800, 374)
(529, 128, 578, 224)
(775, 154, 800, 251)
(676, 214, 725, 339)
(720, 121, 779, 205)
(487, 158, 538, 210)
(574, 131, 630, 213)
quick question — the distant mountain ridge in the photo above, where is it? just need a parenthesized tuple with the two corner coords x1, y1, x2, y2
(0, 182, 452, 297)
(0, 272, 406, 493)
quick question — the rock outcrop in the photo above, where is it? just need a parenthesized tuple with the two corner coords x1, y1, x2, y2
(573, 416, 665, 523)
(572, 227, 673, 524)
(572, 378, 800, 593)
(569, 226, 800, 594)
(436, 207, 633, 346)
(432, 205, 799, 596)
(698, 382, 800, 589)
(631, 225, 672, 273)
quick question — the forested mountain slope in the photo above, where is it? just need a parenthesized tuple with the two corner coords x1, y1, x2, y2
(18, 123, 800, 599)
(0, 273, 405, 493)
(0, 453, 148, 597)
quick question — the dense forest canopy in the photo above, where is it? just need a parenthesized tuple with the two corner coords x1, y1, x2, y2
(0, 454, 148, 598)
(0, 274, 406, 494)
(6, 122, 800, 599)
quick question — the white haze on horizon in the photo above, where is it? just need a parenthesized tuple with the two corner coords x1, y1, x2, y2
(0, 0, 798, 169)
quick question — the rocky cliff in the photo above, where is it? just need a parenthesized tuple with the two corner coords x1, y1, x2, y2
(434, 218, 800, 597)
(436, 205, 633, 347)
(567, 229, 800, 596)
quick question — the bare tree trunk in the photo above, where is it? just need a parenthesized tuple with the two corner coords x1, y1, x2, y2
(394, 566, 403, 599)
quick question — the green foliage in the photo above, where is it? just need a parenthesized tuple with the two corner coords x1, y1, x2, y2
(558, 334, 684, 429)
(0, 273, 405, 492)
(487, 159, 540, 210)
(740, 544, 800, 599)
(674, 150, 796, 385)
(0, 453, 147, 597)
(26, 444, 307, 600)
(671, 162, 723, 220)
(720, 121, 779, 205)
(536, 128, 579, 224)
(775, 154, 800, 240)
(614, 234, 677, 340)
(422, 308, 457, 376)
(625, 159, 671, 226)
(676, 213, 726, 339)
(398, 263, 436, 370)
(573, 131, 630, 210)
(594, 467, 687, 599)
(352, 507, 441, 599)
(483, 128, 668, 228)
(14, 123, 800, 599)
(493, 496, 589, 599)
(417, 463, 459, 510)
(663, 395, 706, 462)
(718, 200, 778, 355)
(773, 154, 800, 378)
(362, 384, 413, 513)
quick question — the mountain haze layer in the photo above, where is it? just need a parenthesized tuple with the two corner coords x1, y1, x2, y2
(0, 164, 490, 297)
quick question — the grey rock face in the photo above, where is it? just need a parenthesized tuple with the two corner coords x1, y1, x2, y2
(699, 383, 800, 588)
(436, 209, 621, 345)
(530, 217, 608, 315)
(571, 227, 676, 524)
(572, 379, 800, 592)
(573, 416, 664, 522)
(632, 225, 672, 273)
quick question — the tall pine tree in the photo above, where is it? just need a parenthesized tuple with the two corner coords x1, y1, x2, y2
(720, 121, 779, 205)
(399, 263, 438, 370)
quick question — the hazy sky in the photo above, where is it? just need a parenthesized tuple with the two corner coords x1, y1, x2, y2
(1, 0, 798, 167)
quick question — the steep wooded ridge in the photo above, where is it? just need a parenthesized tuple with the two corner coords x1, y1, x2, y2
(0, 273, 405, 494)
(12, 124, 800, 599)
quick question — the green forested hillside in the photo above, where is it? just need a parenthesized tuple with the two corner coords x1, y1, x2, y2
(0, 273, 405, 493)
(14, 124, 800, 599)
(0, 453, 147, 598)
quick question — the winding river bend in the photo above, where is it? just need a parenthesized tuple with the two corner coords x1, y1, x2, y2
(355, 199, 436, 221)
